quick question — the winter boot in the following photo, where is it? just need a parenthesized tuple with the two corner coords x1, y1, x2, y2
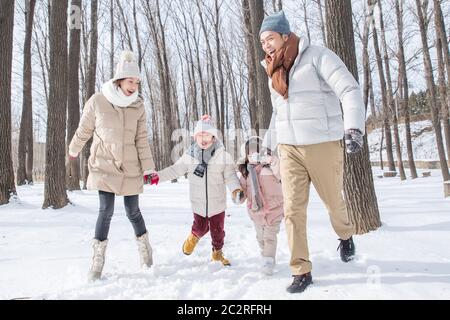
(261, 257, 275, 275)
(337, 236, 355, 262)
(88, 239, 108, 282)
(212, 249, 231, 266)
(136, 232, 153, 268)
(182, 233, 199, 255)
(286, 273, 313, 293)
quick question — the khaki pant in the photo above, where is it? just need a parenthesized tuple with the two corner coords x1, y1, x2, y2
(279, 141, 355, 276)
(253, 217, 282, 259)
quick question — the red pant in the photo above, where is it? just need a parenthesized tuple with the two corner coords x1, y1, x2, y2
(191, 212, 225, 251)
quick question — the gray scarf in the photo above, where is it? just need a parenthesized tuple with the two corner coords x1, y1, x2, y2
(187, 140, 222, 164)
(248, 164, 264, 212)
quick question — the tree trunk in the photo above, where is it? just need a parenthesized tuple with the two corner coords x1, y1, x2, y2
(156, 0, 178, 165)
(249, 0, 273, 133)
(110, 0, 114, 79)
(195, 0, 221, 132)
(17, 0, 37, 186)
(415, 0, 450, 181)
(302, 0, 311, 44)
(0, 0, 17, 205)
(377, 0, 406, 180)
(433, 0, 450, 101)
(372, 22, 396, 172)
(272, 0, 282, 12)
(82, 0, 98, 189)
(43, 0, 69, 209)
(362, 0, 375, 121)
(214, 0, 225, 135)
(433, 0, 450, 158)
(316, 0, 327, 46)
(242, 0, 258, 133)
(326, 0, 381, 234)
(67, 0, 82, 191)
(369, 71, 376, 119)
(395, 0, 417, 179)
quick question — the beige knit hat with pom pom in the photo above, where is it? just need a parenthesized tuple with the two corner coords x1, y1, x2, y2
(113, 51, 141, 81)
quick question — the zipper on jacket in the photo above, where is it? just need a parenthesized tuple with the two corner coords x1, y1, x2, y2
(202, 149, 209, 218)
(205, 165, 208, 218)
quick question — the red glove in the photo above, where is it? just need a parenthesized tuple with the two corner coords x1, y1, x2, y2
(144, 173, 159, 185)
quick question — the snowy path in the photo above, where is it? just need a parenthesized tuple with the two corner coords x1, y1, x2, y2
(1, 169, 450, 300)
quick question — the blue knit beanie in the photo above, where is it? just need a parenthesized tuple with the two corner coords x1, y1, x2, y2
(259, 10, 291, 36)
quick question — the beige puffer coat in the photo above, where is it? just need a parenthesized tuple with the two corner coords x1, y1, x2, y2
(69, 93, 155, 196)
(157, 146, 241, 217)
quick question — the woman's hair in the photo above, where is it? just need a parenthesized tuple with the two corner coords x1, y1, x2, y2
(113, 78, 140, 88)
(238, 137, 272, 179)
(113, 79, 122, 88)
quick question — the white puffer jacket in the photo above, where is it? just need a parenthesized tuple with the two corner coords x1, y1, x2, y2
(157, 146, 241, 218)
(263, 37, 366, 150)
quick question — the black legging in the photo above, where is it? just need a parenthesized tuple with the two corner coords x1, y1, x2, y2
(95, 190, 147, 241)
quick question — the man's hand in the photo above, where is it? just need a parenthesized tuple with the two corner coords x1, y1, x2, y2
(344, 129, 363, 154)
(69, 153, 78, 161)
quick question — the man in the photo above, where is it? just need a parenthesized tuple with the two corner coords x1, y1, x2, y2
(260, 11, 366, 293)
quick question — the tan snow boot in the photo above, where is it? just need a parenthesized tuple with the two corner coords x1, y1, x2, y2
(182, 233, 199, 255)
(212, 249, 231, 266)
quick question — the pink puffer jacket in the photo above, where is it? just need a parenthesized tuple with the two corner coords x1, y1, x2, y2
(239, 157, 284, 226)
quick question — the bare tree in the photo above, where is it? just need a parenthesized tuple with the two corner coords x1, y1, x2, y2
(326, 0, 381, 234)
(433, 0, 450, 157)
(301, 0, 312, 44)
(315, 0, 327, 46)
(248, 0, 273, 133)
(81, 0, 98, 189)
(242, 0, 258, 133)
(214, 0, 225, 135)
(195, 0, 221, 131)
(17, 0, 37, 186)
(110, 0, 114, 78)
(0, 0, 17, 205)
(377, 0, 406, 180)
(43, 0, 69, 209)
(415, 0, 450, 181)
(395, 0, 417, 179)
(272, 0, 282, 12)
(361, 0, 375, 122)
(67, 0, 82, 191)
(372, 15, 396, 172)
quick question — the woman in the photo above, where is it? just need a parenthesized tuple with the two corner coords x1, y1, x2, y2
(69, 51, 155, 281)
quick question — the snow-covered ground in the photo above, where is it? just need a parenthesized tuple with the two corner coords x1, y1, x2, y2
(1, 168, 450, 300)
(368, 120, 448, 161)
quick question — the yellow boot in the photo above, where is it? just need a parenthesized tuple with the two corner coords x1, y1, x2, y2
(212, 249, 231, 266)
(182, 233, 199, 255)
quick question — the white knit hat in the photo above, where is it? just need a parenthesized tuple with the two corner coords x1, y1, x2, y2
(113, 51, 141, 81)
(193, 115, 219, 139)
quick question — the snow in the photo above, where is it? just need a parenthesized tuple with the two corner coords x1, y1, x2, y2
(369, 120, 448, 161)
(1, 168, 450, 300)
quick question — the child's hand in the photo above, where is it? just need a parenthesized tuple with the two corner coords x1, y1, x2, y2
(144, 172, 159, 185)
(232, 189, 245, 204)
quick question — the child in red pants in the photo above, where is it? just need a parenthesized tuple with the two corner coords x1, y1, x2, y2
(148, 115, 244, 266)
